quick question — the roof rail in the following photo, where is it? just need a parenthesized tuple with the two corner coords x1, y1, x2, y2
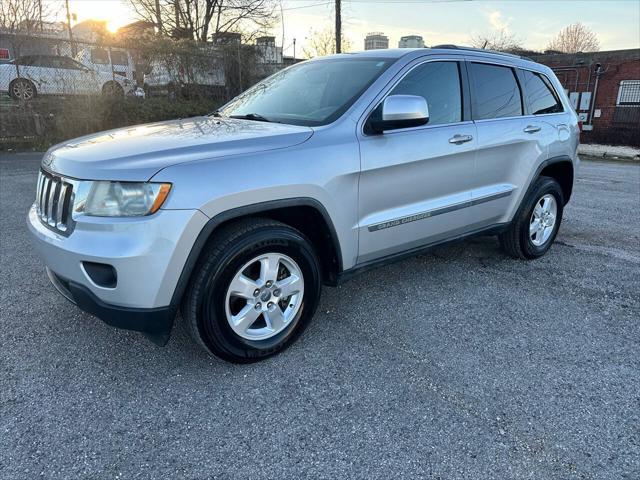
(430, 44, 524, 59)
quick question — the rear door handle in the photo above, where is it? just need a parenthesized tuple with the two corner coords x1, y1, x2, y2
(449, 134, 473, 144)
(523, 125, 541, 133)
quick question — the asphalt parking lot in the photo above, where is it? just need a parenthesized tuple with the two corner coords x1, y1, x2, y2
(1, 153, 638, 479)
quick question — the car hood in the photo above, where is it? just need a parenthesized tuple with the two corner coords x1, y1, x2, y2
(44, 116, 314, 181)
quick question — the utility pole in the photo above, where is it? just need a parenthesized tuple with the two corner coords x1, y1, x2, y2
(38, 0, 43, 31)
(155, 0, 163, 35)
(293, 38, 296, 60)
(64, 0, 76, 56)
(335, 0, 341, 53)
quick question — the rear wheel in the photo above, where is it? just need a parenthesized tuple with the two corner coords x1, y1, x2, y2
(499, 176, 564, 259)
(181, 219, 322, 363)
(9, 78, 36, 101)
(102, 81, 124, 97)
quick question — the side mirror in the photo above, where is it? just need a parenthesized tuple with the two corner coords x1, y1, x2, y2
(368, 94, 429, 134)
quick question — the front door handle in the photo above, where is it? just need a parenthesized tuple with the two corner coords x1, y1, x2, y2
(449, 134, 473, 145)
(523, 125, 541, 133)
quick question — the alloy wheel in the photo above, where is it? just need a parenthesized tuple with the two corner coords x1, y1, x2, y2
(12, 80, 34, 100)
(529, 194, 557, 246)
(224, 253, 304, 341)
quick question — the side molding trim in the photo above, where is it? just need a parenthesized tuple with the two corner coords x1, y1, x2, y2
(367, 188, 514, 232)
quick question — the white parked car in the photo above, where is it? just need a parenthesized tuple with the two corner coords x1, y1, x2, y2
(74, 47, 137, 83)
(0, 54, 133, 100)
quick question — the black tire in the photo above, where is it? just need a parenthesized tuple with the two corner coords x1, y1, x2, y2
(499, 176, 564, 260)
(181, 218, 322, 363)
(102, 81, 124, 97)
(9, 78, 36, 101)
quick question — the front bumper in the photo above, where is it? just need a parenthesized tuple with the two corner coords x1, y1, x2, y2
(47, 268, 177, 344)
(27, 204, 209, 338)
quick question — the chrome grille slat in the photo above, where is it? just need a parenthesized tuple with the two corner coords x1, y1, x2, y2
(47, 179, 58, 225)
(56, 183, 68, 227)
(35, 170, 74, 235)
(39, 175, 48, 217)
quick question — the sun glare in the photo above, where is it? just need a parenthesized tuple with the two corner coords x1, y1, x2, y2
(68, 0, 134, 34)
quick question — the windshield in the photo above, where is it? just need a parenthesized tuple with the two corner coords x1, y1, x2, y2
(218, 57, 395, 126)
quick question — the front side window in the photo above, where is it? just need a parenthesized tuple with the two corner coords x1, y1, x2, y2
(522, 70, 563, 115)
(56, 57, 82, 70)
(471, 62, 523, 120)
(219, 58, 394, 126)
(389, 61, 462, 126)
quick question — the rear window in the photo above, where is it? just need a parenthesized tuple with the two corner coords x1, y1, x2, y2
(522, 70, 564, 115)
(470, 62, 523, 120)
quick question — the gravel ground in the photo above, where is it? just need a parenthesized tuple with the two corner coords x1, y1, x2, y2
(1, 153, 639, 480)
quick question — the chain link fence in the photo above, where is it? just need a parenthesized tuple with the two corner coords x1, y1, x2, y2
(0, 34, 291, 150)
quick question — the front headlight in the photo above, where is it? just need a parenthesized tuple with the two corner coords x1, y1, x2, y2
(73, 181, 171, 217)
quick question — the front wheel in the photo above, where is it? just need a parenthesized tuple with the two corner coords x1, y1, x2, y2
(499, 176, 564, 260)
(181, 219, 322, 363)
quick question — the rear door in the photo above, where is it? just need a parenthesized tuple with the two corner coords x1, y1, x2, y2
(357, 58, 477, 263)
(467, 59, 554, 227)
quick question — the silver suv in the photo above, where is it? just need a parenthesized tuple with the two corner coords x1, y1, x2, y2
(28, 47, 579, 362)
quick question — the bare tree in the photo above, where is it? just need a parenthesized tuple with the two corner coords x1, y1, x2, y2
(302, 28, 351, 59)
(129, 0, 276, 42)
(0, 0, 41, 32)
(547, 22, 599, 53)
(0, 0, 53, 77)
(469, 29, 523, 52)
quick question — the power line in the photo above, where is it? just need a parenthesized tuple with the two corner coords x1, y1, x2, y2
(282, 1, 332, 11)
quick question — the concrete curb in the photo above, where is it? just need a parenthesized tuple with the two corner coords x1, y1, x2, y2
(578, 144, 640, 161)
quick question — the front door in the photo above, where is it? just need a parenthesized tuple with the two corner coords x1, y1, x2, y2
(357, 59, 477, 264)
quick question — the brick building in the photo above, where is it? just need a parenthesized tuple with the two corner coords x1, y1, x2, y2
(531, 49, 640, 146)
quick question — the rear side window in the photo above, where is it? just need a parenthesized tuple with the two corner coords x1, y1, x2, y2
(14, 56, 38, 66)
(110, 50, 128, 66)
(91, 48, 109, 64)
(389, 61, 462, 125)
(470, 62, 523, 120)
(522, 70, 563, 115)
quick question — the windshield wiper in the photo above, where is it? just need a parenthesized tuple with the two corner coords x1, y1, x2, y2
(228, 113, 275, 123)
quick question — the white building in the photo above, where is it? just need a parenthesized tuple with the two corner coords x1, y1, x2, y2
(398, 35, 425, 48)
(364, 32, 389, 50)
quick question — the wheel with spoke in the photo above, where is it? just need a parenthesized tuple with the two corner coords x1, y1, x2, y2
(181, 218, 321, 363)
(225, 253, 304, 341)
(529, 194, 557, 247)
(499, 176, 564, 259)
(9, 78, 36, 101)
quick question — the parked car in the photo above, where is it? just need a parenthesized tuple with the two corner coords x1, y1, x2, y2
(0, 54, 133, 100)
(28, 47, 579, 362)
(74, 46, 137, 83)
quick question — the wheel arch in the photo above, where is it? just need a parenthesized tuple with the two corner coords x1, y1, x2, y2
(170, 198, 343, 307)
(534, 156, 574, 205)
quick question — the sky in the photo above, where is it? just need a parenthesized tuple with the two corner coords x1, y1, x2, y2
(49, 0, 640, 56)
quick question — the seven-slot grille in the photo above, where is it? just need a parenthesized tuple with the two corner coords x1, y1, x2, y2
(35, 170, 74, 234)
